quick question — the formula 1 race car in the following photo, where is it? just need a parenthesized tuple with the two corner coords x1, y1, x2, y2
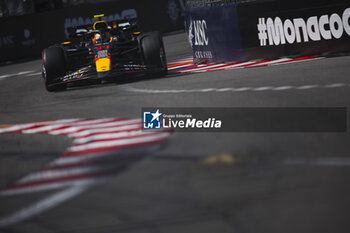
(42, 14, 167, 91)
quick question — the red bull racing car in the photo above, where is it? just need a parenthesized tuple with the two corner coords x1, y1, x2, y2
(42, 14, 167, 91)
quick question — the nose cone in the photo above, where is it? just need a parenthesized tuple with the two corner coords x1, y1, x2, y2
(95, 57, 111, 72)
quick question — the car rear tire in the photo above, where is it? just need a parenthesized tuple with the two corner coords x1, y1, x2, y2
(140, 31, 167, 77)
(42, 46, 67, 92)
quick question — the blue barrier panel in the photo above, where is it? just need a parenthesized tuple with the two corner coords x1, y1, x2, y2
(185, 1, 350, 63)
(185, 4, 244, 64)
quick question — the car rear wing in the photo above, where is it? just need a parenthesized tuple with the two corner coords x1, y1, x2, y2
(68, 17, 138, 39)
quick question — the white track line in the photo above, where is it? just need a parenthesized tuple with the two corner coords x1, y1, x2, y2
(180, 63, 227, 73)
(272, 86, 294, 91)
(323, 83, 345, 88)
(296, 84, 319, 89)
(208, 61, 256, 71)
(26, 72, 42, 76)
(244, 58, 292, 68)
(252, 86, 274, 91)
(50, 145, 161, 166)
(271, 57, 324, 66)
(284, 157, 350, 166)
(0, 181, 100, 226)
(17, 71, 35, 75)
(0, 179, 95, 196)
(0, 70, 36, 80)
(17, 164, 118, 184)
(0, 74, 13, 79)
(125, 83, 348, 94)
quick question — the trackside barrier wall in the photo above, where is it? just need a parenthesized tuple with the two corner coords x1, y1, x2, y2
(0, 0, 185, 62)
(185, 4, 243, 63)
(185, 1, 350, 63)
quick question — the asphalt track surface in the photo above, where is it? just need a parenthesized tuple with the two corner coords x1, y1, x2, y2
(0, 32, 350, 233)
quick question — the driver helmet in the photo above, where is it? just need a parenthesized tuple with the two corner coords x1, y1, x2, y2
(93, 33, 102, 44)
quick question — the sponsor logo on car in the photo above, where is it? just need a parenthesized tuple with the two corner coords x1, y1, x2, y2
(62, 66, 90, 81)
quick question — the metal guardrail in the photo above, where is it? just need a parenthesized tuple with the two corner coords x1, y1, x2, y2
(184, 0, 271, 8)
(185, 0, 235, 8)
(185, 0, 350, 8)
